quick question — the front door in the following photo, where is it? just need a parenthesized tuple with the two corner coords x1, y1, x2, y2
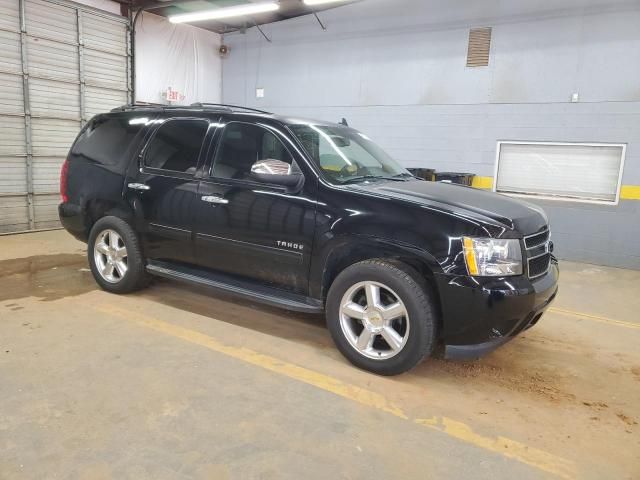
(128, 117, 210, 264)
(194, 120, 317, 293)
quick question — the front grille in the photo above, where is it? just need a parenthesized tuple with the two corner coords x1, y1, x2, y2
(524, 230, 549, 249)
(528, 253, 551, 278)
(524, 228, 551, 279)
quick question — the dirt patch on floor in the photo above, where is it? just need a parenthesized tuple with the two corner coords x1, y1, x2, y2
(616, 412, 638, 426)
(517, 332, 586, 355)
(431, 359, 576, 403)
(582, 401, 609, 410)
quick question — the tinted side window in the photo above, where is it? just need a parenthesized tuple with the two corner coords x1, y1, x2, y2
(212, 123, 293, 180)
(71, 115, 144, 166)
(144, 119, 208, 174)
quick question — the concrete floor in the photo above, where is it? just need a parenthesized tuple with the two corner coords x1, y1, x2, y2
(0, 230, 639, 480)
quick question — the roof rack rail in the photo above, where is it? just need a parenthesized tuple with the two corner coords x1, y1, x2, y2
(109, 103, 226, 113)
(110, 102, 170, 112)
(110, 103, 272, 115)
(190, 103, 271, 114)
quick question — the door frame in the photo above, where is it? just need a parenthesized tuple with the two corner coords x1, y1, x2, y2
(194, 117, 319, 293)
(125, 115, 220, 263)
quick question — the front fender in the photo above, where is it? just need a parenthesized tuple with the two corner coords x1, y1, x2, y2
(308, 233, 443, 299)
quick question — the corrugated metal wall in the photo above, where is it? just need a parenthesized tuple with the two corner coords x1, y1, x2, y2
(0, 0, 129, 233)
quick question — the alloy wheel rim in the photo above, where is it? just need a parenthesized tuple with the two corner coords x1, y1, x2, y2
(339, 281, 410, 360)
(94, 229, 128, 283)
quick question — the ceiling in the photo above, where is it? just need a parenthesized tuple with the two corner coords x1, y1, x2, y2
(129, 0, 361, 34)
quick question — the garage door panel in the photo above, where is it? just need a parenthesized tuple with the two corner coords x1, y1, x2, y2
(0, 116, 26, 155)
(82, 14, 126, 54)
(0, 30, 22, 74)
(0, 72, 24, 115)
(0, 0, 20, 32)
(1, 0, 129, 233)
(25, 0, 78, 44)
(33, 193, 61, 229)
(84, 48, 127, 89)
(33, 156, 63, 194)
(85, 86, 126, 118)
(0, 157, 27, 194)
(34, 218, 61, 230)
(0, 195, 30, 233)
(27, 36, 79, 82)
(31, 118, 80, 156)
(29, 77, 80, 119)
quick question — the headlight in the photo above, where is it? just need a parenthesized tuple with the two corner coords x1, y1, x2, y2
(462, 237, 523, 276)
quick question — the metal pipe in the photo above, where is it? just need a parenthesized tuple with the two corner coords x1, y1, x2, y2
(312, 11, 326, 30)
(130, 7, 145, 103)
(77, 8, 87, 125)
(18, 0, 35, 229)
(252, 18, 271, 42)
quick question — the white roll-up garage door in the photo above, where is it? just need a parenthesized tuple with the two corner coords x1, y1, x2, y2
(0, 0, 130, 233)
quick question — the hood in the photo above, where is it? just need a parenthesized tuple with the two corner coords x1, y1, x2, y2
(351, 180, 548, 236)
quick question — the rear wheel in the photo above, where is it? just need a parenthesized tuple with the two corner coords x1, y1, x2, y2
(88, 216, 149, 294)
(326, 259, 437, 375)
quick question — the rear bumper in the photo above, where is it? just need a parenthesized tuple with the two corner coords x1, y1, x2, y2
(58, 202, 88, 242)
(435, 260, 559, 360)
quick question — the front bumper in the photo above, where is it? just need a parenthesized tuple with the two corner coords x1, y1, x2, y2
(435, 260, 559, 360)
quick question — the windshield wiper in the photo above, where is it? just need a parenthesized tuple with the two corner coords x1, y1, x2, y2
(339, 175, 406, 184)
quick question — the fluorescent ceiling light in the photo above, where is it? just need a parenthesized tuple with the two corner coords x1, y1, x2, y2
(169, 2, 279, 24)
(304, 0, 351, 5)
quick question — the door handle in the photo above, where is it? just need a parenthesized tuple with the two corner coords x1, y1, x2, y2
(201, 195, 229, 205)
(128, 183, 150, 191)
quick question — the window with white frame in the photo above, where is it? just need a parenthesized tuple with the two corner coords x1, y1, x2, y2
(495, 142, 626, 204)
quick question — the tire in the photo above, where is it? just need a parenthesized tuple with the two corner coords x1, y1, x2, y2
(87, 216, 149, 294)
(326, 259, 437, 375)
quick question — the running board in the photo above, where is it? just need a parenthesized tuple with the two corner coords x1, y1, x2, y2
(146, 260, 324, 314)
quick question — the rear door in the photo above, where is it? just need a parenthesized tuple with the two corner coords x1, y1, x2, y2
(128, 116, 211, 264)
(194, 119, 317, 294)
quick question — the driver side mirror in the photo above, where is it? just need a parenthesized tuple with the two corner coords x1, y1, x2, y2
(250, 159, 303, 189)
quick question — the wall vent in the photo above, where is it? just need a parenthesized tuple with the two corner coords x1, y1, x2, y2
(466, 27, 492, 67)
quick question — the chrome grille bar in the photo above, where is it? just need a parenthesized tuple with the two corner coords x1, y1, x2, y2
(524, 228, 551, 279)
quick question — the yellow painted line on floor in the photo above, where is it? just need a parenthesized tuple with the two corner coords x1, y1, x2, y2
(549, 307, 640, 330)
(415, 416, 571, 473)
(94, 303, 575, 479)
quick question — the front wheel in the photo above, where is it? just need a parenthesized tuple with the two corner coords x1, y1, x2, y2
(88, 216, 149, 294)
(326, 259, 437, 375)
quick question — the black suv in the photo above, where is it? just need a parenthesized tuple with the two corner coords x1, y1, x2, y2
(59, 103, 558, 375)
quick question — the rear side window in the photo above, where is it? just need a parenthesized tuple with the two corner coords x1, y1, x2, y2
(71, 115, 143, 166)
(144, 119, 208, 174)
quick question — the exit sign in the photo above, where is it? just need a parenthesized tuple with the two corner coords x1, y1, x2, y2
(164, 86, 184, 103)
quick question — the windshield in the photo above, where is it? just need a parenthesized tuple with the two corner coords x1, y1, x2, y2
(289, 124, 411, 184)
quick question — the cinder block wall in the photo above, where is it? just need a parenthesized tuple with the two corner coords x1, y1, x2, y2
(221, 0, 640, 269)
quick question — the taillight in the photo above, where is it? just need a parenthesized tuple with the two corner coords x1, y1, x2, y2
(60, 159, 69, 203)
